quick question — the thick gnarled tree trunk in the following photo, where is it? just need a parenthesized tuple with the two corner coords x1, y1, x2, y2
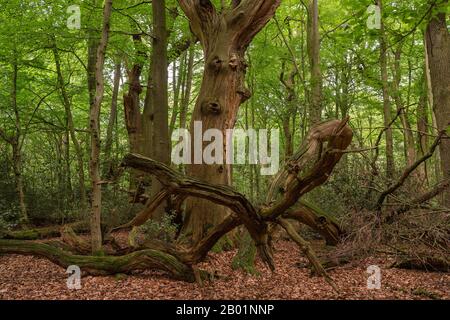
(179, 0, 282, 244)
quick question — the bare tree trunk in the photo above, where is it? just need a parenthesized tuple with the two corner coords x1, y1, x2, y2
(425, 0, 450, 206)
(52, 39, 88, 209)
(416, 71, 429, 185)
(10, 59, 28, 224)
(89, 0, 113, 253)
(63, 126, 74, 201)
(149, 0, 170, 221)
(392, 45, 417, 174)
(179, 0, 282, 244)
(378, 0, 395, 178)
(169, 57, 184, 137)
(425, 37, 442, 184)
(179, 47, 195, 130)
(280, 63, 297, 159)
(307, 0, 322, 125)
(104, 61, 121, 178)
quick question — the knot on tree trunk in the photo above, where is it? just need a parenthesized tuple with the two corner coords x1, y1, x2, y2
(201, 100, 222, 115)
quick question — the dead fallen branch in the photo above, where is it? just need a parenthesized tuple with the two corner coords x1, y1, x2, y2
(1, 221, 89, 240)
(376, 131, 445, 210)
(385, 178, 450, 222)
(391, 255, 450, 273)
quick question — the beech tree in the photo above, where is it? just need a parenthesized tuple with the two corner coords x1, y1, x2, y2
(425, 0, 450, 206)
(178, 0, 282, 244)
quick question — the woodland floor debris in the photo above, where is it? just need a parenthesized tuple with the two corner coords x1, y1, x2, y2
(0, 240, 448, 300)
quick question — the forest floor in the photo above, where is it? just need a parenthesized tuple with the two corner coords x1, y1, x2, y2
(0, 240, 448, 300)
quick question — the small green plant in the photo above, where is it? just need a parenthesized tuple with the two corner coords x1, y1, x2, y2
(137, 211, 178, 243)
(0, 199, 21, 235)
(232, 231, 259, 276)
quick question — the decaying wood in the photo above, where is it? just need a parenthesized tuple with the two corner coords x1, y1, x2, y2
(0, 239, 209, 282)
(1, 221, 89, 240)
(376, 131, 445, 210)
(386, 178, 450, 221)
(278, 218, 339, 292)
(0, 119, 353, 284)
(61, 226, 92, 255)
(284, 200, 343, 245)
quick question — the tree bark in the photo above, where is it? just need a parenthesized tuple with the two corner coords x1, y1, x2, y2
(392, 45, 417, 173)
(148, 0, 171, 221)
(179, 0, 282, 244)
(88, 0, 113, 253)
(416, 71, 429, 185)
(10, 58, 28, 224)
(52, 38, 88, 209)
(306, 0, 322, 125)
(104, 61, 121, 178)
(378, 0, 396, 178)
(425, 0, 450, 206)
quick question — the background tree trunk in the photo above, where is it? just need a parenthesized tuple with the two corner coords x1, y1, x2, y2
(10, 58, 28, 224)
(307, 0, 322, 125)
(88, 0, 113, 253)
(52, 39, 88, 209)
(425, 0, 450, 206)
(378, 0, 395, 178)
(104, 61, 121, 178)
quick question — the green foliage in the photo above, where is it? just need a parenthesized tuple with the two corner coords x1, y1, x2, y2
(231, 231, 259, 276)
(0, 0, 446, 233)
(137, 212, 178, 243)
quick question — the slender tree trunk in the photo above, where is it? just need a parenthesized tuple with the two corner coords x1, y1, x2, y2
(307, 0, 322, 125)
(424, 36, 442, 184)
(52, 39, 88, 209)
(425, 0, 450, 206)
(10, 59, 28, 224)
(63, 126, 74, 201)
(89, 0, 113, 253)
(170, 57, 183, 136)
(280, 64, 296, 159)
(104, 61, 121, 178)
(87, 0, 100, 109)
(378, 0, 395, 178)
(416, 71, 429, 185)
(179, 47, 195, 130)
(392, 46, 417, 172)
